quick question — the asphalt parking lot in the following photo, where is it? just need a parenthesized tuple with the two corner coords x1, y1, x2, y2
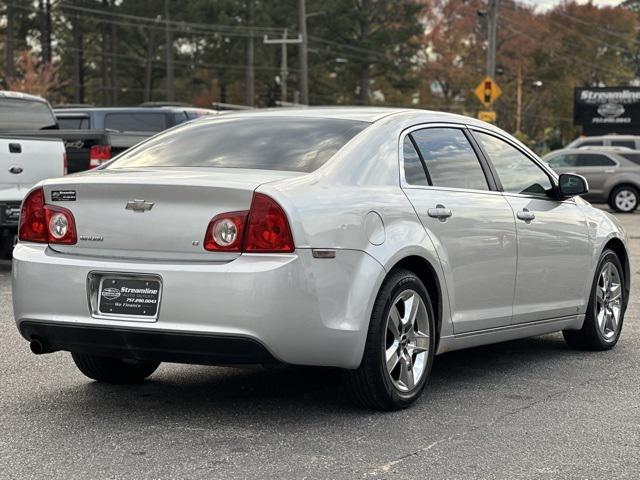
(1, 207, 639, 480)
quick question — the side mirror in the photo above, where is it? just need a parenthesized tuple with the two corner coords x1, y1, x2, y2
(558, 173, 588, 198)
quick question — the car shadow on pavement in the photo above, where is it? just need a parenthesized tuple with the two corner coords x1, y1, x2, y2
(49, 332, 592, 424)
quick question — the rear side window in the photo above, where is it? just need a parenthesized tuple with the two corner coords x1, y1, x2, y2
(0, 98, 57, 130)
(104, 113, 167, 132)
(109, 117, 369, 173)
(619, 153, 640, 165)
(57, 116, 90, 129)
(575, 154, 615, 167)
(403, 136, 429, 186)
(611, 140, 635, 149)
(409, 128, 488, 191)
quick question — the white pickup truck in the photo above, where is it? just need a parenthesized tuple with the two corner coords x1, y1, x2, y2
(0, 135, 65, 255)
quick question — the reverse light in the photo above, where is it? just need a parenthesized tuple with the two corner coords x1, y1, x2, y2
(204, 212, 247, 252)
(18, 188, 77, 245)
(203, 193, 294, 253)
(89, 144, 111, 168)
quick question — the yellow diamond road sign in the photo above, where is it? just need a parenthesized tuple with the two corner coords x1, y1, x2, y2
(475, 76, 502, 107)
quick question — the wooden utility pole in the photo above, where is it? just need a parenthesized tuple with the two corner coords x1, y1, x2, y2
(5, 1, 15, 80)
(245, 0, 255, 107)
(298, 0, 308, 105)
(72, 12, 85, 103)
(165, 0, 174, 102)
(264, 30, 302, 104)
(486, 0, 500, 79)
(516, 63, 523, 133)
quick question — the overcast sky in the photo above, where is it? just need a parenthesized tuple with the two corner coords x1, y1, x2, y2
(520, 0, 623, 10)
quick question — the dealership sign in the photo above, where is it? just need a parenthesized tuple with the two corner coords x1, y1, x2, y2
(574, 87, 640, 126)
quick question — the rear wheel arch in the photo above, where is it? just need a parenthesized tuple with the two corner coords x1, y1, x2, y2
(387, 255, 443, 344)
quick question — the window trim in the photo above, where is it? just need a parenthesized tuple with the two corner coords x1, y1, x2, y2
(398, 123, 500, 195)
(467, 126, 574, 203)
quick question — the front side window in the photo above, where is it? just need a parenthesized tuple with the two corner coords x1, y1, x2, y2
(547, 154, 576, 168)
(475, 131, 553, 198)
(109, 117, 369, 173)
(577, 140, 603, 147)
(575, 154, 616, 167)
(409, 128, 488, 191)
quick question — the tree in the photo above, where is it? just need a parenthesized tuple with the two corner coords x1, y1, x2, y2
(5, 50, 64, 98)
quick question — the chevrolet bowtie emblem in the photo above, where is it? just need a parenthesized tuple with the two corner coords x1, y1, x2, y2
(125, 199, 155, 212)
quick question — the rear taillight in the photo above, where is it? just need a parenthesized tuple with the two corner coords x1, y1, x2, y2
(203, 193, 294, 253)
(89, 144, 111, 168)
(63, 152, 68, 175)
(18, 188, 77, 245)
(204, 211, 248, 252)
(244, 193, 294, 253)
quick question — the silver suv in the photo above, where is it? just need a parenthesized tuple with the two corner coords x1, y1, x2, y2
(566, 135, 640, 150)
(543, 147, 640, 212)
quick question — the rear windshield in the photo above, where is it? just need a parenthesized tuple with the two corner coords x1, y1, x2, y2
(57, 116, 90, 129)
(104, 112, 168, 132)
(108, 117, 369, 173)
(0, 97, 57, 130)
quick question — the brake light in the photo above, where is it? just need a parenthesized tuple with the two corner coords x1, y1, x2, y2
(89, 144, 111, 168)
(63, 152, 68, 175)
(203, 193, 294, 253)
(18, 188, 77, 244)
(244, 193, 294, 252)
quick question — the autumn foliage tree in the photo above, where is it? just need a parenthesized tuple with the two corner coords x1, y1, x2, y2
(4, 50, 65, 99)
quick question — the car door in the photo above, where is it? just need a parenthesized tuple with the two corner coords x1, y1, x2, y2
(401, 125, 517, 334)
(572, 153, 618, 198)
(472, 129, 591, 325)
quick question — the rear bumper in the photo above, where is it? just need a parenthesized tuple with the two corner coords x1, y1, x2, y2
(13, 244, 385, 368)
(19, 321, 279, 365)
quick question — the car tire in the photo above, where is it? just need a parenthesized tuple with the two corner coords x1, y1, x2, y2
(344, 269, 436, 410)
(71, 352, 160, 383)
(563, 249, 625, 350)
(609, 185, 639, 213)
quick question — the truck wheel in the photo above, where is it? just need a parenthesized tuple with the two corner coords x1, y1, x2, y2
(71, 352, 160, 383)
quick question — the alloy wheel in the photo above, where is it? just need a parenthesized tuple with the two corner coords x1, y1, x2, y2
(615, 189, 637, 212)
(595, 261, 623, 341)
(384, 289, 430, 392)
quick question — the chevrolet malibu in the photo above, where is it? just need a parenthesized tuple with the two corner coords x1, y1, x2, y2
(13, 108, 630, 410)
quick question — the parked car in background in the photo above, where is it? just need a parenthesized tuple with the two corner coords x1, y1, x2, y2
(14, 108, 629, 410)
(567, 134, 640, 150)
(54, 106, 218, 132)
(0, 135, 65, 256)
(0, 91, 145, 173)
(543, 147, 640, 212)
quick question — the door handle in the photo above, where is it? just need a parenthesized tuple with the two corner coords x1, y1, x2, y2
(516, 208, 535, 222)
(427, 204, 452, 221)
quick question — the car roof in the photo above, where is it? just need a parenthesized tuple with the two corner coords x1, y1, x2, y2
(205, 106, 493, 126)
(52, 106, 209, 114)
(574, 135, 640, 140)
(0, 90, 49, 104)
(542, 147, 638, 158)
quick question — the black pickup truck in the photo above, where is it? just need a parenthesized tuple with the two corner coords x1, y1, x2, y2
(0, 91, 148, 173)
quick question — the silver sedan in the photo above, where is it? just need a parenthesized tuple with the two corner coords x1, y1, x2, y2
(13, 108, 630, 410)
